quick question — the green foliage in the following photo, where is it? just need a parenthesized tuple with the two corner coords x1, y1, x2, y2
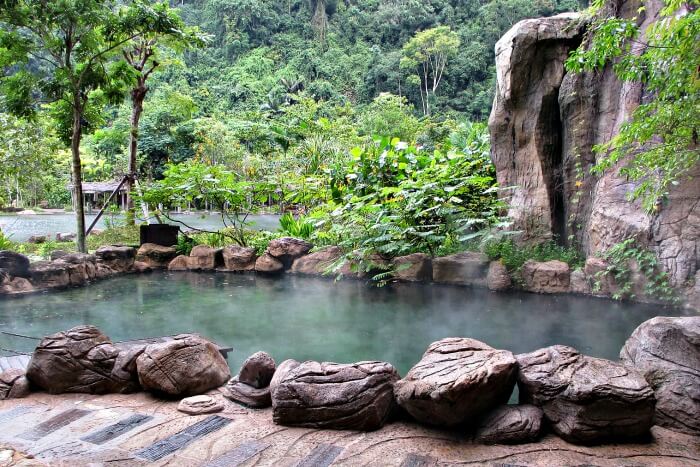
(485, 238, 584, 273)
(594, 238, 677, 302)
(86, 225, 140, 250)
(566, 0, 700, 212)
(247, 230, 283, 256)
(175, 234, 197, 256)
(0, 229, 14, 250)
(278, 213, 314, 239)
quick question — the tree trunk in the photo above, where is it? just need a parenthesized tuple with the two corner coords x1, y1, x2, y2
(71, 105, 87, 253)
(126, 81, 147, 226)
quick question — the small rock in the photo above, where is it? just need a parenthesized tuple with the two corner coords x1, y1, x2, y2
(394, 338, 517, 426)
(522, 260, 570, 293)
(392, 253, 432, 282)
(487, 261, 511, 291)
(432, 252, 489, 286)
(56, 232, 76, 242)
(0, 369, 31, 399)
(238, 351, 275, 389)
(223, 377, 272, 408)
(475, 405, 543, 444)
(517, 345, 655, 444)
(255, 253, 284, 274)
(135, 243, 178, 269)
(27, 235, 47, 244)
(221, 245, 257, 271)
(177, 395, 224, 415)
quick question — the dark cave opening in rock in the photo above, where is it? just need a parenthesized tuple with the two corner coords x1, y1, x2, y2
(538, 91, 567, 246)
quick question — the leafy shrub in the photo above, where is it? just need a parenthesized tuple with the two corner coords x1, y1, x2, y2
(279, 212, 314, 239)
(175, 234, 198, 256)
(247, 230, 283, 256)
(0, 229, 14, 250)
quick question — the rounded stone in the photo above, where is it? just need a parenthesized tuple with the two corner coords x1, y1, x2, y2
(177, 395, 224, 415)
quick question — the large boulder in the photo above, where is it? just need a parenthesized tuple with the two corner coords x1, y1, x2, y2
(267, 237, 312, 269)
(255, 253, 284, 274)
(188, 245, 222, 270)
(221, 245, 257, 271)
(290, 246, 343, 276)
(0, 369, 30, 399)
(29, 261, 71, 289)
(0, 251, 30, 278)
(432, 252, 489, 287)
(238, 351, 276, 389)
(272, 360, 399, 431)
(620, 316, 700, 435)
(135, 243, 178, 269)
(392, 253, 432, 282)
(135, 334, 230, 396)
(517, 345, 655, 444)
(522, 260, 570, 294)
(474, 405, 543, 444)
(394, 338, 517, 426)
(26, 325, 141, 394)
(95, 245, 136, 272)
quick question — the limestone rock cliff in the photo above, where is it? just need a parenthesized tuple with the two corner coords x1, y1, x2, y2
(489, 0, 699, 303)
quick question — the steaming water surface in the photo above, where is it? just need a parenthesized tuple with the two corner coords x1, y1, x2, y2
(0, 271, 679, 375)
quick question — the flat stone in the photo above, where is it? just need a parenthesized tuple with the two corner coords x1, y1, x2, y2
(474, 404, 543, 444)
(223, 377, 272, 408)
(432, 252, 489, 286)
(255, 253, 284, 274)
(178, 395, 224, 415)
(522, 260, 570, 293)
(272, 360, 399, 431)
(393, 253, 432, 282)
(238, 351, 275, 389)
(620, 316, 700, 435)
(221, 245, 257, 271)
(136, 243, 178, 269)
(487, 261, 511, 291)
(394, 338, 517, 426)
(136, 334, 230, 396)
(517, 345, 655, 444)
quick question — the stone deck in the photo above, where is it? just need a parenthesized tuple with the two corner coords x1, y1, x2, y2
(1, 392, 699, 466)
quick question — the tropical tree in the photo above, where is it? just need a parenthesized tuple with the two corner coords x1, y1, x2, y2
(400, 26, 460, 116)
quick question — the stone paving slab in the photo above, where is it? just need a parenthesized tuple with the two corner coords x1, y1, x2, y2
(1, 391, 699, 466)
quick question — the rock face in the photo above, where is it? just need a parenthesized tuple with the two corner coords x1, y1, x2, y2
(517, 345, 655, 444)
(0, 369, 30, 399)
(392, 253, 432, 282)
(0, 251, 30, 278)
(487, 261, 511, 291)
(177, 395, 224, 415)
(267, 237, 312, 269)
(26, 325, 141, 394)
(432, 252, 489, 286)
(620, 316, 700, 435)
(221, 245, 257, 271)
(474, 405, 543, 444)
(136, 334, 230, 396)
(135, 243, 178, 269)
(522, 260, 570, 294)
(394, 338, 517, 426)
(272, 360, 399, 431)
(255, 253, 284, 274)
(489, 2, 700, 300)
(238, 351, 275, 389)
(290, 246, 343, 275)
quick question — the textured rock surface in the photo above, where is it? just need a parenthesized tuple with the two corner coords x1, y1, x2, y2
(168, 255, 190, 271)
(487, 261, 511, 291)
(0, 369, 30, 399)
(136, 334, 230, 396)
(26, 325, 140, 394)
(221, 245, 257, 271)
(517, 345, 655, 444)
(238, 351, 275, 389)
(475, 405, 543, 444)
(0, 276, 34, 294)
(188, 245, 221, 270)
(522, 260, 570, 294)
(135, 243, 178, 269)
(95, 245, 136, 272)
(569, 269, 591, 294)
(255, 253, 284, 274)
(394, 338, 517, 426)
(272, 360, 399, 431)
(224, 377, 272, 408)
(392, 253, 432, 282)
(489, 2, 699, 300)
(620, 316, 700, 435)
(177, 395, 224, 415)
(432, 252, 490, 286)
(290, 246, 343, 275)
(0, 251, 30, 278)
(267, 237, 312, 269)
(29, 261, 72, 289)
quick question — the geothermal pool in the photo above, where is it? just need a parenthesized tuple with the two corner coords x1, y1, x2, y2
(0, 213, 281, 242)
(0, 271, 677, 374)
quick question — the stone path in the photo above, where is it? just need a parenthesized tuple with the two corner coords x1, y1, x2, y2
(1, 392, 699, 466)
